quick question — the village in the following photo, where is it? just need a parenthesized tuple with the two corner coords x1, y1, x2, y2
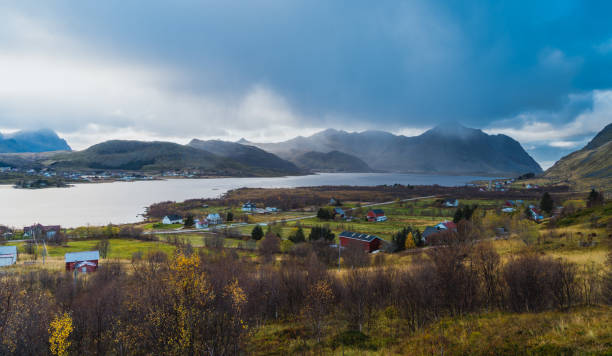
(0, 183, 589, 272)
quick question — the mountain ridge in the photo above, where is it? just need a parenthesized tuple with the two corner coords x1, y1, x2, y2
(244, 124, 542, 175)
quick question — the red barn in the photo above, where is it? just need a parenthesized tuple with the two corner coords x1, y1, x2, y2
(339, 231, 384, 253)
(65, 251, 99, 272)
(366, 209, 387, 222)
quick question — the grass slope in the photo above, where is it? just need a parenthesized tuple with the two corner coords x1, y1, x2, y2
(544, 141, 612, 190)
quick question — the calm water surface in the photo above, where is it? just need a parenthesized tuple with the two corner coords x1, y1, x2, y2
(0, 173, 493, 227)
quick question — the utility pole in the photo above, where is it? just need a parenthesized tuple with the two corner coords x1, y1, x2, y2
(338, 241, 341, 271)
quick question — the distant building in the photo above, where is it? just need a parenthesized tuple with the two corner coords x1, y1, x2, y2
(242, 202, 257, 212)
(422, 226, 440, 242)
(195, 218, 208, 229)
(0, 246, 17, 267)
(444, 198, 459, 207)
(339, 231, 384, 253)
(265, 207, 278, 213)
(162, 215, 183, 225)
(65, 251, 99, 272)
(23, 224, 61, 239)
(367, 209, 387, 222)
(333, 207, 346, 218)
(206, 213, 222, 225)
(435, 221, 457, 231)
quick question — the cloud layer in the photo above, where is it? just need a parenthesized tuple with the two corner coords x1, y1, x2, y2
(0, 1, 610, 165)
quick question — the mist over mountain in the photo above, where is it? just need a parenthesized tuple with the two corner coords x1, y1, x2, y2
(0, 129, 71, 153)
(245, 123, 542, 175)
(291, 151, 373, 172)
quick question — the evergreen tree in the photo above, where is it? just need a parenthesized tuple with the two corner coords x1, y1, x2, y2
(308, 226, 335, 241)
(226, 211, 234, 222)
(184, 215, 194, 227)
(317, 208, 332, 220)
(540, 192, 554, 214)
(453, 205, 478, 223)
(289, 227, 306, 243)
(251, 225, 264, 241)
(587, 189, 605, 207)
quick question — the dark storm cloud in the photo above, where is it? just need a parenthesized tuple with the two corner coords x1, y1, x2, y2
(14, 0, 611, 126)
(1, 0, 611, 161)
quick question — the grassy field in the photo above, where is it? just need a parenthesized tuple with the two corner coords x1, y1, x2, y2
(8, 238, 176, 261)
(246, 306, 612, 355)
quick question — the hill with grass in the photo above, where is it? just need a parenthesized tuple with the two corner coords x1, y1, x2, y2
(45, 140, 266, 175)
(544, 123, 612, 189)
(291, 150, 373, 172)
(187, 139, 302, 174)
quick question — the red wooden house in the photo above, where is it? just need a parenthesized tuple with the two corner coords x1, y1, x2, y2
(366, 209, 387, 222)
(339, 231, 384, 253)
(65, 251, 99, 272)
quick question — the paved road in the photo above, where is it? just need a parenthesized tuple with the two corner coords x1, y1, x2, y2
(145, 195, 438, 235)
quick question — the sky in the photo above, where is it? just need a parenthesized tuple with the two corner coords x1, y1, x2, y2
(0, 1, 611, 169)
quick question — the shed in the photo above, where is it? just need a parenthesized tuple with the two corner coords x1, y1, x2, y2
(65, 251, 99, 272)
(339, 231, 384, 253)
(0, 246, 17, 267)
(162, 215, 183, 225)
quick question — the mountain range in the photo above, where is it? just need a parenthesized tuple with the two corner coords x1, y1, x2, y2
(243, 123, 542, 175)
(0, 123, 557, 176)
(544, 123, 612, 189)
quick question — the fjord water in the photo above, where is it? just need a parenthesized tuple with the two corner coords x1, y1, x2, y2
(0, 173, 494, 227)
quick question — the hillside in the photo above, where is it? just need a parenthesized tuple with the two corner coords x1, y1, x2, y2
(544, 123, 612, 189)
(187, 139, 302, 174)
(47, 140, 248, 173)
(246, 123, 541, 175)
(291, 150, 373, 172)
(0, 129, 71, 153)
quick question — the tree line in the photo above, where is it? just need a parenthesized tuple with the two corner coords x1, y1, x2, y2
(1, 238, 611, 355)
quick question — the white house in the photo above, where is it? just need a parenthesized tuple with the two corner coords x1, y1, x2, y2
(0, 246, 17, 267)
(242, 202, 256, 212)
(206, 213, 222, 225)
(162, 215, 183, 225)
(195, 218, 208, 229)
(444, 198, 459, 207)
(265, 207, 278, 213)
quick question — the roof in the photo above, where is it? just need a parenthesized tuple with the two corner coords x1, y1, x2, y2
(442, 221, 457, 230)
(65, 251, 99, 263)
(369, 209, 385, 215)
(0, 246, 17, 255)
(165, 215, 182, 220)
(24, 224, 60, 231)
(339, 231, 382, 243)
(207, 213, 221, 219)
(422, 226, 440, 238)
(334, 208, 345, 214)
